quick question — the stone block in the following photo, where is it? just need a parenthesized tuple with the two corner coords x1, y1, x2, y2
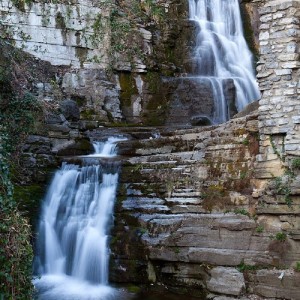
(207, 267, 245, 296)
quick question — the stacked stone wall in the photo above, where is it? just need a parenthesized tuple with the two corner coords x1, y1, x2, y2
(256, 0, 300, 178)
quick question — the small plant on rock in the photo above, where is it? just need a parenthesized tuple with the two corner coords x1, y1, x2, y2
(268, 232, 290, 258)
(256, 225, 264, 233)
(275, 232, 287, 241)
(294, 262, 300, 272)
(291, 158, 300, 170)
(234, 208, 249, 216)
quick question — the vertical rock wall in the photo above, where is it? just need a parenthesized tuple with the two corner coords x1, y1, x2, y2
(0, 0, 110, 68)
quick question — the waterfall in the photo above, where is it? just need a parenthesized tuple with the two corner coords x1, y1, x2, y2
(33, 137, 126, 300)
(188, 0, 260, 123)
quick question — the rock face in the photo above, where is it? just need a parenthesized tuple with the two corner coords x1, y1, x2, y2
(0, 0, 216, 126)
(109, 108, 300, 299)
(109, 114, 258, 296)
(0, 0, 110, 68)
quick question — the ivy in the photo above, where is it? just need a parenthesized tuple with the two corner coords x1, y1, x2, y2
(0, 128, 34, 299)
(0, 51, 39, 298)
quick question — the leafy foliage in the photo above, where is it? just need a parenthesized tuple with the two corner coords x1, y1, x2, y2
(0, 41, 39, 299)
(0, 209, 33, 299)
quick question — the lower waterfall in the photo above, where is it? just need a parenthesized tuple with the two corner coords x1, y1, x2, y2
(33, 137, 127, 300)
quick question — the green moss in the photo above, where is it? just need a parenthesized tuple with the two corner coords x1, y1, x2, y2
(144, 72, 161, 94)
(55, 12, 66, 30)
(75, 47, 88, 67)
(80, 108, 97, 120)
(240, 3, 259, 62)
(72, 96, 86, 107)
(11, 0, 33, 12)
(275, 232, 287, 242)
(14, 184, 45, 224)
(256, 225, 264, 233)
(294, 262, 300, 272)
(291, 158, 300, 170)
(234, 208, 249, 217)
(119, 72, 138, 108)
(127, 284, 141, 293)
(242, 138, 250, 146)
(237, 261, 260, 272)
(75, 138, 93, 151)
(142, 109, 167, 126)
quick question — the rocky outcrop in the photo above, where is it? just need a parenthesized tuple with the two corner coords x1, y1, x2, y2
(0, 0, 110, 68)
(107, 106, 300, 298)
(109, 113, 257, 296)
(0, 0, 219, 126)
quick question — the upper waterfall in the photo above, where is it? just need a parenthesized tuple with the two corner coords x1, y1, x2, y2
(188, 0, 260, 123)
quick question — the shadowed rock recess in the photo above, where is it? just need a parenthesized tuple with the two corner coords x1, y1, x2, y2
(1, 0, 300, 299)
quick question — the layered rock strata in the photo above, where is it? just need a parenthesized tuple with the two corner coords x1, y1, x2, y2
(108, 112, 300, 299)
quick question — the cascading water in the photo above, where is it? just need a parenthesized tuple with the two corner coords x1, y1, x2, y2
(33, 137, 127, 300)
(188, 0, 260, 123)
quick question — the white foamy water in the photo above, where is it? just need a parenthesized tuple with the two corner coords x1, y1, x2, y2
(90, 137, 128, 158)
(33, 138, 129, 300)
(188, 0, 260, 122)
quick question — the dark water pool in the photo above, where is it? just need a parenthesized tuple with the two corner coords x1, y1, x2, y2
(133, 290, 203, 300)
(34, 276, 203, 300)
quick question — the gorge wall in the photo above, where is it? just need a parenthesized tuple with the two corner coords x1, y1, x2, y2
(1, 0, 300, 299)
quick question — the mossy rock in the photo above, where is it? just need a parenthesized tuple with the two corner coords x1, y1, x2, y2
(119, 72, 138, 108)
(14, 184, 46, 225)
(56, 138, 94, 156)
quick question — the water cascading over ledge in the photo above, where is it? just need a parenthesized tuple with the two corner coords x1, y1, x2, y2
(166, 0, 260, 125)
(33, 137, 128, 300)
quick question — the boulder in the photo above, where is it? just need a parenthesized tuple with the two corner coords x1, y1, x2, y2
(207, 267, 245, 296)
(190, 115, 212, 126)
(60, 100, 80, 121)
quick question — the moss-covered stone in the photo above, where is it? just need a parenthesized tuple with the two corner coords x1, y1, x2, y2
(240, 2, 260, 61)
(119, 72, 138, 108)
(14, 184, 46, 225)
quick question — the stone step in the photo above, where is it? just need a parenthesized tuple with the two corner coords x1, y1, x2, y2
(122, 197, 170, 213)
(148, 247, 274, 267)
(165, 197, 202, 204)
(171, 190, 202, 197)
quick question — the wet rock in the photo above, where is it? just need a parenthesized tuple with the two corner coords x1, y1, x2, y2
(46, 124, 71, 133)
(60, 100, 80, 121)
(54, 138, 94, 156)
(233, 101, 259, 119)
(190, 115, 212, 126)
(45, 113, 66, 125)
(223, 79, 238, 118)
